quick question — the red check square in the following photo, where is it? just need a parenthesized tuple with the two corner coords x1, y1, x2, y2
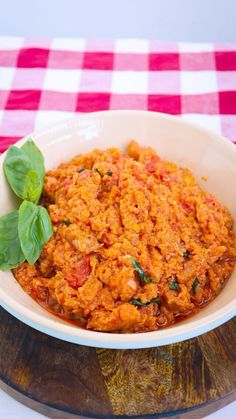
(219, 91, 236, 114)
(215, 51, 236, 70)
(148, 94, 181, 114)
(149, 53, 180, 70)
(76, 93, 110, 112)
(6, 90, 41, 110)
(17, 48, 50, 68)
(83, 52, 114, 70)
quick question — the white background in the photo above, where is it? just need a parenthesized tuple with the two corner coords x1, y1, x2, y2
(0, 0, 235, 417)
(0, 0, 235, 42)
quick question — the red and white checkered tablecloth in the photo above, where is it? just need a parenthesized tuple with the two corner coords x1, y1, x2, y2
(0, 36, 236, 153)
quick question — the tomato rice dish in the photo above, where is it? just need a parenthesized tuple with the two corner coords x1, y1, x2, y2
(13, 141, 236, 332)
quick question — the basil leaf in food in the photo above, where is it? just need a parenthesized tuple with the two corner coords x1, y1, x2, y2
(192, 277, 200, 294)
(131, 257, 153, 284)
(130, 298, 147, 307)
(61, 220, 72, 226)
(151, 297, 161, 304)
(0, 211, 25, 271)
(3, 139, 45, 203)
(183, 250, 191, 259)
(18, 201, 53, 265)
(130, 297, 161, 307)
(168, 277, 180, 291)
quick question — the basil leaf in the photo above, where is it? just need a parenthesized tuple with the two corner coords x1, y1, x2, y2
(23, 170, 42, 203)
(37, 205, 54, 245)
(169, 277, 180, 291)
(21, 139, 45, 181)
(18, 201, 53, 265)
(0, 211, 25, 271)
(131, 257, 153, 284)
(130, 297, 161, 307)
(3, 146, 32, 199)
(151, 297, 161, 304)
(192, 277, 200, 294)
(69, 313, 87, 323)
(3, 140, 45, 203)
(130, 298, 147, 307)
(183, 250, 191, 259)
(61, 220, 72, 226)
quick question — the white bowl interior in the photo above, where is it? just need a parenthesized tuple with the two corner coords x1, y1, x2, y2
(0, 111, 235, 348)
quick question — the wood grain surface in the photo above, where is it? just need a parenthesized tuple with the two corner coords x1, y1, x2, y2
(0, 306, 235, 419)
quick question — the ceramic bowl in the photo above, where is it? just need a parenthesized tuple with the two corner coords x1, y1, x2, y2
(0, 110, 235, 349)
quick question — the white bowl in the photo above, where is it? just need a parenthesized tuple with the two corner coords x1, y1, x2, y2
(0, 110, 235, 349)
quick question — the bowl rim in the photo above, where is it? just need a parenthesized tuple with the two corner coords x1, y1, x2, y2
(0, 110, 236, 349)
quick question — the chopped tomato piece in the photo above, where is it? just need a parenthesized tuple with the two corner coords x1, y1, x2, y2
(66, 256, 91, 289)
(145, 157, 160, 173)
(62, 179, 72, 186)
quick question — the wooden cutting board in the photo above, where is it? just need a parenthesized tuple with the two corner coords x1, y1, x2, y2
(0, 306, 235, 419)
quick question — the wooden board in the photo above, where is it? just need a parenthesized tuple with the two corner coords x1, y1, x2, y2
(0, 307, 235, 419)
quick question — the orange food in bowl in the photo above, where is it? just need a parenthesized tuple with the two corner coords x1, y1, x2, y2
(13, 141, 236, 333)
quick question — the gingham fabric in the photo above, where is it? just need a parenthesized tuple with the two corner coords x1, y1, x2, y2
(0, 36, 236, 153)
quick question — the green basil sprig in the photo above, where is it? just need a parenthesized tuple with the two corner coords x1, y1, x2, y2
(0, 211, 25, 271)
(130, 297, 161, 307)
(18, 201, 53, 265)
(183, 250, 191, 259)
(168, 277, 180, 291)
(0, 139, 53, 271)
(192, 277, 200, 294)
(3, 140, 44, 203)
(131, 257, 154, 284)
